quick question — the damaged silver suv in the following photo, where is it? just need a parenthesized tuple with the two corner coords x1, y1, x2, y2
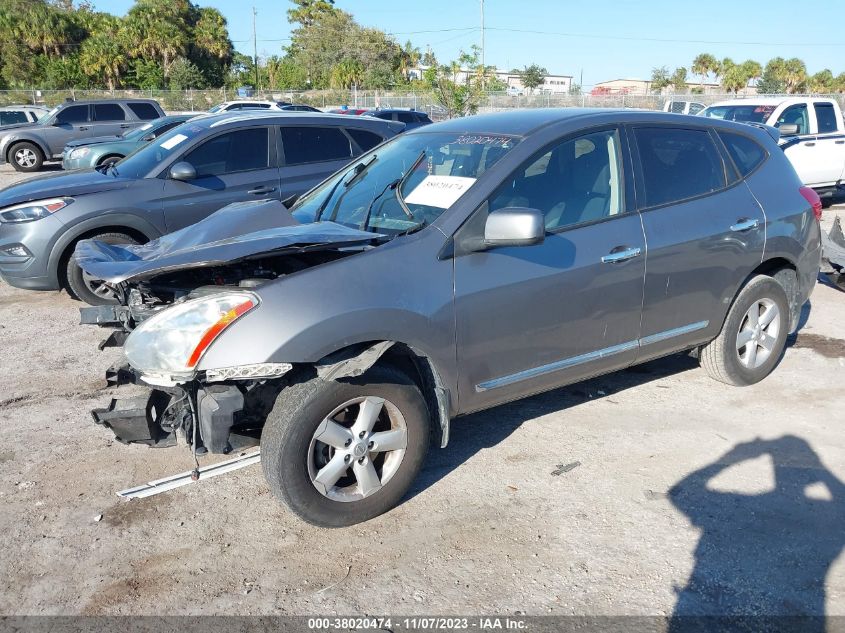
(82, 109, 822, 527)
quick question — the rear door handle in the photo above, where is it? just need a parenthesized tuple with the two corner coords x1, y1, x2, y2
(79, 126, 89, 131)
(248, 186, 277, 195)
(836, 140, 845, 145)
(804, 142, 816, 147)
(601, 246, 642, 264)
(119, 124, 131, 129)
(730, 218, 760, 232)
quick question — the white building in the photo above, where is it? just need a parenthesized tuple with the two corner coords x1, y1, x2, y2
(409, 66, 573, 94)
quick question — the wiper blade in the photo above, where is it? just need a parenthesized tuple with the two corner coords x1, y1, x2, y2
(395, 150, 427, 220)
(316, 154, 377, 221)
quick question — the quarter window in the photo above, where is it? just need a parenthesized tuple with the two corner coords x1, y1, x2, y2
(719, 131, 767, 177)
(634, 127, 725, 208)
(182, 127, 270, 177)
(55, 105, 88, 125)
(127, 102, 160, 120)
(280, 126, 352, 165)
(490, 129, 623, 230)
(814, 103, 838, 134)
(346, 128, 384, 153)
(93, 103, 126, 121)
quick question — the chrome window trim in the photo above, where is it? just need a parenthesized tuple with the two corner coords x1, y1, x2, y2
(475, 320, 710, 392)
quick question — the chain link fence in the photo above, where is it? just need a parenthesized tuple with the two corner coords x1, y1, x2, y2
(2, 88, 844, 118)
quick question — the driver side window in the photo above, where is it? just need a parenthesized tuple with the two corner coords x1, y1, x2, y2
(490, 129, 623, 230)
(777, 104, 809, 135)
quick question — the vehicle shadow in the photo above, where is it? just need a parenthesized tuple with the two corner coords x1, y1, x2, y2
(408, 352, 699, 498)
(668, 436, 845, 631)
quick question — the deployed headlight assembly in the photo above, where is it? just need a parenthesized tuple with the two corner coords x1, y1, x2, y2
(68, 147, 90, 160)
(124, 292, 259, 378)
(0, 198, 72, 223)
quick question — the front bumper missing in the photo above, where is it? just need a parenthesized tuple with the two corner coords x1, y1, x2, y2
(92, 391, 177, 448)
(93, 362, 264, 454)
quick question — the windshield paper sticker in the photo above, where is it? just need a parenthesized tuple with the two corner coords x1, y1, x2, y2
(455, 135, 512, 147)
(404, 175, 476, 209)
(159, 134, 187, 150)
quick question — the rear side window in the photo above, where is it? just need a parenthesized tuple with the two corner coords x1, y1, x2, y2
(128, 102, 160, 120)
(55, 105, 88, 124)
(634, 127, 725, 208)
(346, 128, 384, 153)
(814, 103, 839, 134)
(281, 126, 352, 165)
(0, 111, 27, 125)
(93, 103, 126, 121)
(183, 127, 270, 177)
(396, 112, 417, 123)
(719, 132, 767, 177)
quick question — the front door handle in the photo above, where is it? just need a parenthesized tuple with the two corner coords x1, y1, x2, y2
(730, 218, 760, 232)
(601, 246, 642, 264)
(248, 186, 277, 195)
(804, 141, 816, 147)
(119, 124, 131, 129)
(836, 140, 845, 145)
(79, 126, 89, 131)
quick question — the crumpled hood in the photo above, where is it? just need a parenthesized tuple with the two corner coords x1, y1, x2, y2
(74, 199, 384, 284)
(0, 169, 135, 209)
(64, 135, 124, 149)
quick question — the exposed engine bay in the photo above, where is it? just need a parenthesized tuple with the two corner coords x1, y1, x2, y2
(75, 199, 383, 341)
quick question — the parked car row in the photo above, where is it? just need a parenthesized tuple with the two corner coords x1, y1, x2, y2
(0, 106, 822, 528)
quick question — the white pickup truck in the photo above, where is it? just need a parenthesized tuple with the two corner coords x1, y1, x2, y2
(700, 97, 845, 206)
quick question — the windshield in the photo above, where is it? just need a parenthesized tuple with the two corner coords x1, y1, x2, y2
(700, 104, 777, 123)
(109, 121, 207, 179)
(37, 106, 60, 124)
(291, 132, 518, 234)
(121, 121, 156, 140)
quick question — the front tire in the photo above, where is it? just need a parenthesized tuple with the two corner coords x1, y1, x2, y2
(700, 275, 790, 386)
(261, 365, 431, 528)
(9, 142, 44, 172)
(65, 231, 138, 305)
(97, 155, 123, 168)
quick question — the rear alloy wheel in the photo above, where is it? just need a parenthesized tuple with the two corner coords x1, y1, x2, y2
(65, 231, 138, 305)
(261, 364, 430, 527)
(700, 275, 790, 386)
(10, 142, 43, 172)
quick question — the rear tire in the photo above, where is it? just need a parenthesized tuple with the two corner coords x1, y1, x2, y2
(700, 275, 790, 386)
(9, 142, 44, 172)
(65, 231, 138, 305)
(261, 364, 430, 528)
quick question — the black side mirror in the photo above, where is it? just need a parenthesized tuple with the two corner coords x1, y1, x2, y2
(169, 161, 197, 181)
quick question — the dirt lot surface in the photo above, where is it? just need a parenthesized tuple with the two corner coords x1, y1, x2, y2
(0, 164, 844, 617)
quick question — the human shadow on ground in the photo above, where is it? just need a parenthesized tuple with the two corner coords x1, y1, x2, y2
(668, 436, 845, 632)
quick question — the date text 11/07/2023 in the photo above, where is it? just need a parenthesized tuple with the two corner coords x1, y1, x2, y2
(307, 617, 528, 630)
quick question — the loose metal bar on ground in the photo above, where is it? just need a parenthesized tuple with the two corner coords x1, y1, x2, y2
(117, 450, 261, 499)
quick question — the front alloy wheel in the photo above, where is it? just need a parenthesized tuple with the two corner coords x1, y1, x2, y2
(261, 365, 430, 527)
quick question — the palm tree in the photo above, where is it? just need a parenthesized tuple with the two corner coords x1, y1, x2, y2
(782, 58, 807, 94)
(80, 21, 126, 90)
(739, 59, 762, 94)
(329, 59, 364, 89)
(193, 7, 232, 62)
(398, 40, 421, 82)
(692, 53, 717, 90)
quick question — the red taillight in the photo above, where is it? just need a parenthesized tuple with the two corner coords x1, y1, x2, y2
(799, 186, 823, 221)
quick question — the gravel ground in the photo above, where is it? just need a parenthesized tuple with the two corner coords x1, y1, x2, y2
(0, 163, 844, 617)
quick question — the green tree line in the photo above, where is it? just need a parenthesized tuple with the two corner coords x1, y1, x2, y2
(653, 53, 845, 95)
(0, 0, 234, 90)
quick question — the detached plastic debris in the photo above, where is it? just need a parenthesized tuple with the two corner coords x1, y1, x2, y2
(821, 217, 845, 287)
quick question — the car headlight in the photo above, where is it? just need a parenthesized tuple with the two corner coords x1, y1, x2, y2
(124, 292, 259, 379)
(68, 147, 90, 160)
(0, 198, 73, 223)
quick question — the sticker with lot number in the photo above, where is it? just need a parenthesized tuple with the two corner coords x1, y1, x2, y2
(404, 175, 476, 209)
(159, 134, 187, 150)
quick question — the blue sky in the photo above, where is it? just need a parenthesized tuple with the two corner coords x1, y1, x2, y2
(92, 0, 845, 86)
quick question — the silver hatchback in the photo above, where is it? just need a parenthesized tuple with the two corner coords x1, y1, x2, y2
(86, 109, 822, 527)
